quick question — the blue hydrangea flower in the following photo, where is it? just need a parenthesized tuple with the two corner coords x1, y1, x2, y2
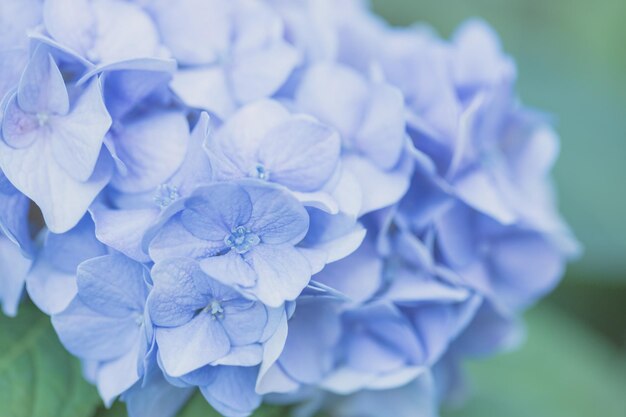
(0, 45, 112, 232)
(295, 63, 412, 214)
(52, 253, 151, 405)
(206, 99, 342, 210)
(149, 180, 311, 306)
(148, 258, 277, 377)
(155, 0, 300, 118)
(42, 0, 164, 65)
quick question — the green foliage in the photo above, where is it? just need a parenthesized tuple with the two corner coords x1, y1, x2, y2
(0, 302, 101, 417)
(442, 306, 626, 417)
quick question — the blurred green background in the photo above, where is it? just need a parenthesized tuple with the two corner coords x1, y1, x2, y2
(371, 0, 626, 415)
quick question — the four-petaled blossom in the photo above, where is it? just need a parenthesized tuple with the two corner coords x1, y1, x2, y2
(150, 181, 312, 307)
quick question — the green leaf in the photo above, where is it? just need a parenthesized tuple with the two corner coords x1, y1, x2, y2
(0, 301, 101, 417)
(442, 305, 626, 417)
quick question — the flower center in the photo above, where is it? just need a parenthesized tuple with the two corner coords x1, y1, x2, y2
(224, 225, 260, 254)
(204, 300, 224, 320)
(254, 164, 269, 180)
(153, 184, 179, 208)
(36, 112, 50, 127)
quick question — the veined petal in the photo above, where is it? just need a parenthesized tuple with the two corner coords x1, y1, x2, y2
(49, 78, 111, 182)
(17, 45, 69, 115)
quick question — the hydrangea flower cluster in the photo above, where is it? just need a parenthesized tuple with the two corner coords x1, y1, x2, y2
(0, 0, 577, 416)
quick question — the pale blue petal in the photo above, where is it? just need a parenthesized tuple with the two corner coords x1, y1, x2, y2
(147, 0, 231, 65)
(89, 0, 162, 64)
(182, 183, 253, 241)
(97, 338, 143, 406)
(200, 366, 262, 417)
(221, 300, 267, 346)
(199, 251, 257, 288)
(296, 63, 369, 140)
(257, 117, 340, 192)
(52, 297, 139, 361)
(354, 83, 406, 170)
(247, 244, 311, 307)
(43, 0, 95, 55)
(0, 236, 32, 316)
(0, 172, 32, 251)
(149, 216, 225, 262)
(49, 78, 111, 182)
(90, 206, 158, 263)
(170, 67, 236, 119)
(17, 46, 69, 115)
(124, 366, 194, 417)
(110, 111, 188, 193)
(242, 181, 309, 245)
(231, 40, 300, 103)
(156, 313, 230, 377)
(148, 258, 210, 327)
(278, 298, 341, 384)
(77, 254, 149, 317)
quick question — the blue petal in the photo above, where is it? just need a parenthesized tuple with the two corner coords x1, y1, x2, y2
(148, 258, 210, 327)
(124, 367, 194, 417)
(155, 313, 230, 377)
(247, 244, 311, 307)
(147, 0, 231, 65)
(0, 171, 32, 252)
(257, 117, 341, 192)
(199, 251, 257, 288)
(200, 366, 262, 417)
(97, 339, 143, 406)
(181, 183, 253, 241)
(0, 236, 32, 316)
(221, 299, 267, 346)
(109, 111, 189, 193)
(87, 0, 162, 64)
(17, 45, 69, 115)
(296, 63, 369, 140)
(169, 112, 213, 196)
(49, 78, 111, 182)
(90, 206, 159, 263)
(149, 216, 224, 262)
(52, 297, 140, 361)
(43, 0, 95, 56)
(170, 67, 235, 119)
(242, 181, 309, 245)
(230, 40, 300, 103)
(76, 254, 149, 317)
(278, 298, 342, 384)
(87, 58, 176, 121)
